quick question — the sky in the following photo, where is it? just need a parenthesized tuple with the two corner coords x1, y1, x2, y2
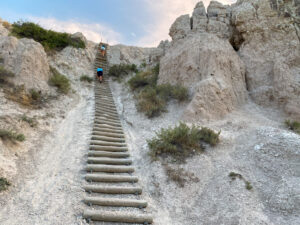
(0, 0, 236, 47)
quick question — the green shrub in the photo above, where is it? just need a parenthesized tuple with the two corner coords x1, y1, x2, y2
(11, 22, 85, 51)
(108, 64, 138, 78)
(152, 63, 160, 76)
(198, 127, 220, 146)
(245, 181, 253, 190)
(49, 67, 70, 94)
(148, 123, 220, 162)
(140, 60, 147, 68)
(29, 89, 41, 101)
(80, 75, 93, 83)
(0, 177, 11, 192)
(128, 71, 154, 90)
(137, 87, 166, 118)
(171, 85, 189, 101)
(285, 120, 300, 134)
(148, 123, 200, 161)
(156, 84, 188, 102)
(0, 129, 25, 142)
(0, 66, 15, 84)
(129, 64, 188, 118)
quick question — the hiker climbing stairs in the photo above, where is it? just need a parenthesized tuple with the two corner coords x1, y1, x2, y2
(82, 43, 153, 224)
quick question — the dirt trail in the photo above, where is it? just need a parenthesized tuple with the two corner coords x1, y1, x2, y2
(0, 89, 94, 225)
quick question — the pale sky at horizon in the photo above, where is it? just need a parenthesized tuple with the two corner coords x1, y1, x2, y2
(0, 0, 236, 47)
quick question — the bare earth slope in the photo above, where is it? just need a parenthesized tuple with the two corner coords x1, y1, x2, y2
(110, 80, 300, 225)
(0, 87, 93, 225)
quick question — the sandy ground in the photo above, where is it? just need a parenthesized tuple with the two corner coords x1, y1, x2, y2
(0, 85, 94, 225)
(110, 80, 300, 225)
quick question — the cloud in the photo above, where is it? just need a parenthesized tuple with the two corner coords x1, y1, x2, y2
(136, 0, 236, 47)
(28, 17, 123, 45)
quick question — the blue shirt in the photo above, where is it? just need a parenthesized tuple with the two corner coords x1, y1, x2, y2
(97, 68, 103, 72)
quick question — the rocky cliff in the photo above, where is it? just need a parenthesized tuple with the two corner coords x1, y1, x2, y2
(159, 0, 300, 120)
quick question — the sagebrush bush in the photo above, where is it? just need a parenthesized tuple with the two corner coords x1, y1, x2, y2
(128, 71, 154, 91)
(285, 120, 300, 134)
(137, 87, 166, 118)
(49, 67, 70, 94)
(129, 64, 188, 118)
(148, 123, 220, 162)
(156, 84, 188, 102)
(198, 127, 220, 146)
(0, 177, 11, 192)
(0, 129, 25, 142)
(108, 64, 138, 78)
(80, 75, 93, 83)
(11, 22, 85, 51)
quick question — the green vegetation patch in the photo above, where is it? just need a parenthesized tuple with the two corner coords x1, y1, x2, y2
(0, 177, 11, 192)
(49, 67, 70, 94)
(285, 120, 300, 134)
(128, 64, 189, 118)
(11, 22, 85, 51)
(108, 64, 138, 79)
(0, 129, 25, 142)
(148, 122, 220, 162)
(137, 87, 166, 118)
(80, 75, 93, 83)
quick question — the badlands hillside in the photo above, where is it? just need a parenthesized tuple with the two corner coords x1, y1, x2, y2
(0, 0, 299, 224)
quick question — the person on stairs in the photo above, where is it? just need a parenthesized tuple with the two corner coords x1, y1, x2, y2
(100, 44, 106, 57)
(97, 68, 103, 83)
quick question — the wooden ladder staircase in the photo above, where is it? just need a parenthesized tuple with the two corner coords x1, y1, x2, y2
(82, 43, 153, 224)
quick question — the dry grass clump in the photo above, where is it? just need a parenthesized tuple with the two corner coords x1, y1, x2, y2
(2, 21, 11, 30)
(0, 177, 11, 192)
(21, 114, 37, 127)
(148, 123, 220, 162)
(80, 75, 93, 83)
(229, 172, 253, 191)
(4, 85, 46, 107)
(49, 67, 70, 94)
(285, 120, 300, 134)
(0, 129, 25, 142)
(0, 66, 15, 84)
(164, 165, 199, 187)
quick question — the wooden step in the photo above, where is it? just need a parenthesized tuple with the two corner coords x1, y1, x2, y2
(84, 197, 147, 208)
(85, 174, 138, 182)
(84, 185, 141, 194)
(89, 145, 127, 152)
(83, 210, 152, 223)
(86, 164, 134, 173)
(87, 157, 132, 165)
(88, 150, 129, 158)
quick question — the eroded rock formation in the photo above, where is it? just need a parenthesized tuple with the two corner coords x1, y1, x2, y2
(159, 0, 300, 120)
